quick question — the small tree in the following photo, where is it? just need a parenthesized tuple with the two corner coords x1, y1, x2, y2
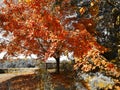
(0, 0, 119, 76)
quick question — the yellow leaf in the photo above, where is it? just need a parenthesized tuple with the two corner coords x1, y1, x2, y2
(97, 81, 105, 88)
(90, 1, 95, 7)
(90, 0, 99, 17)
(79, 7, 86, 15)
(111, 59, 116, 63)
(90, 4, 99, 17)
(18, 0, 21, 2)
(74, 57, 81, 63)
(25, 0, 32, 3)
(19, 0, 32, 3)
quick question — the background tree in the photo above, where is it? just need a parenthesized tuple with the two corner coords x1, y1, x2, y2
(95, 0, 120, 60)
(66, 0, 120, 60)
(0, 0, 119, 75)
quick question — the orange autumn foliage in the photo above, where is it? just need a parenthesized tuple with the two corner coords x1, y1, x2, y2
(0, 0, 106, 59)
(1, 0, 119, 76)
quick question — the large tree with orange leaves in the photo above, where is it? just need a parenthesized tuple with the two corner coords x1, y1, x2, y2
(0, 0, 119, 75)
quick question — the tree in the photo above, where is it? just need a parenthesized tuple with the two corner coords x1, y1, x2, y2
(0, 0, 119, 75)
(96, 0, 120, 60)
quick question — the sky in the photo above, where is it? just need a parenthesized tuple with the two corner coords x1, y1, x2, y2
(0, 0, 4, 7)
(0, 52, 6, 59)
(0, 52, 73, 62)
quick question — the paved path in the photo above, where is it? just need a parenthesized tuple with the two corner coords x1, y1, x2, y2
(0, 72, 35, 83)
(0, 74, 17, 83)
(0, 68, 38, 83)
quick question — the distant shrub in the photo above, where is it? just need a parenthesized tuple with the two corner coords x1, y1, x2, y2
(0, 59, 36, 68)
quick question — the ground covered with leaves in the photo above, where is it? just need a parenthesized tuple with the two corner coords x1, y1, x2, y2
(0, 69, 120, 90)
(0, 74, 39, 90)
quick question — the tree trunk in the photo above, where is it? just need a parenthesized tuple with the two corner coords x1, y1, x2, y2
(55, 57, 60, 74)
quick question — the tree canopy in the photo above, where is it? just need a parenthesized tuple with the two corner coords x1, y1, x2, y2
(0, 0, 105, 59)
(0, 0, 119, 76)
